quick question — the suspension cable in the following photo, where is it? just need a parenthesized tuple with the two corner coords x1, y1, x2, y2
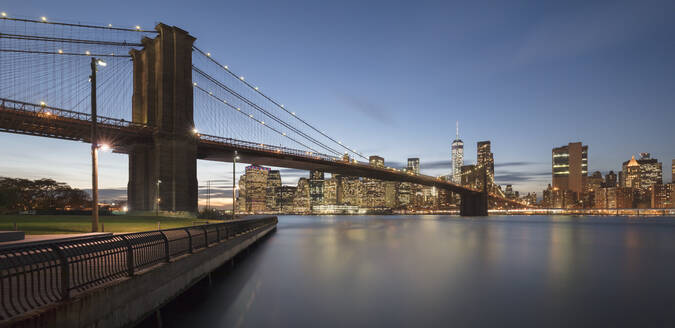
(192, 46, 367, 160)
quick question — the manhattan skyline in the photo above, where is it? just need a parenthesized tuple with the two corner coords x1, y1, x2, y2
(1, 0, 674, 197)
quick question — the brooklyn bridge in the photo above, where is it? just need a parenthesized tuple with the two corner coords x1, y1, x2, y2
(0, 16, 526, 216)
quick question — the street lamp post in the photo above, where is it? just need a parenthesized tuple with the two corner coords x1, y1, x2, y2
(232, 151, 239, 219)
(89, 57, 104, 232)
(156, 179, 162, 217)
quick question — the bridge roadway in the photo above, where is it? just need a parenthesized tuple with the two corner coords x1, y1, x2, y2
(0, 98, 525, 206)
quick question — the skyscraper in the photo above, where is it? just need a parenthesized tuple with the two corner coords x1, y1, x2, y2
(451, 121, 464, 184)
(309, 170, 324, 207)
(477, 141, 494, 189)
(605, 171, 617, 188)
(552, 142, 588, 195)
(407, 158, 420, 175)
(240, 165, 270, 213)
(621, 153, 663, 191)
(369, 155, 385, 168)
(672, 159, 675, 183)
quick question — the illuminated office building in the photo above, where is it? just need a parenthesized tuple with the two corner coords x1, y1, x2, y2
(605, 171, 617, 188)
(309, 170, 324, 207)
(240, 165, 270, 213)
(477, 141, 495, 190)
(370, 155, 385, 168)
(266, 170, 281, 210)
(407, 158, 420, 175)
(552, 142, 588, 195)
(451, 121, 464, 184)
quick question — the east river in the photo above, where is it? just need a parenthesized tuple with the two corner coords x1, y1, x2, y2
(153, 215, 675, 327)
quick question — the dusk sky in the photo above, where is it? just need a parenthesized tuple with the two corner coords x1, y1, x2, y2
(1, 0, 674, 206)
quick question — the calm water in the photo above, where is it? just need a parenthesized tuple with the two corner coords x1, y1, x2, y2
(157, 215, 675, 327)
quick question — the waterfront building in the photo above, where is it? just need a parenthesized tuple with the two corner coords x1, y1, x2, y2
(407, 158, 420, 175)
(384, 181, 398, 208)
(397, 182, 412, 208)
(309, 170, 324, 207)
(451, 121, 464, 184)
(650, 183, 673, 208)
(294, 178, 310, 213)
(622, 154, 663, 190)
(370, 155, 385, 168)
(552, 142, 588, 197)
(605, 171, 617, 188)
(362, 177, 386, 208)
(623, 156, 641, 189)
(341, 176, 362, 206)
(266, 170, 282, 211)
(504, 185, 515, 198)
(323, 177, 339, 205)
(477, 141, 495, 190)
(278, 186, 297, 212)
(241, 165, 270, 213)
(595, 187, 635, 209)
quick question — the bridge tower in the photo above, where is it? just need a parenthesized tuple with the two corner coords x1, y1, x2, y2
(127, 24, 198, 214)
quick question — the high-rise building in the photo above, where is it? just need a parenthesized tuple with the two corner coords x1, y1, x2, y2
(605, 171, 617, 188)
(341, 176, 362, 206)
(294, 178, 310, 213)
(477, 141, 495, 189)
(266, 170, 282, 210)
(370, 155, 385, 168)
(309, 170, 324, 207)
(552, 142, 588, 196)
(651, 183, 673, 208)
(621, 154, 663, 191)
(407, 158, 420, 175)
(451, 121, 464, 184)
(240, 165, 270, 213)
(595, 187, 635, 209)
(397, 182, 412, 208)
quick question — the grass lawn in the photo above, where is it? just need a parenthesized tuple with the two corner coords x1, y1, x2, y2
(0, 215, 221, 235)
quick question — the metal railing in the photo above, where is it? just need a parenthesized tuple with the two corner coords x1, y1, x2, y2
(0, 216, 277, 320)
(0, 98, 152, 131)
(199, 133, 342, 162)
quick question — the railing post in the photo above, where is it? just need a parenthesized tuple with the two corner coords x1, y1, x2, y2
(120, 236, 134, 276)
(159, 231, 170, 262)
(185, 229, 193, 253)
(54, 245, 70, 300)
(202, 226, 209, 247)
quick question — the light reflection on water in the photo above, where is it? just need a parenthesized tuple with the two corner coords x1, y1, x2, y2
(158, 215, 675, 327)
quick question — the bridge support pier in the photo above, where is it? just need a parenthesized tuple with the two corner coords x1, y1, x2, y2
(459, 192, 488, 216)
(127, 24, 198, 214)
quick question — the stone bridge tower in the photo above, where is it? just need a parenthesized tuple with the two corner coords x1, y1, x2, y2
(127, 24, 198, 214)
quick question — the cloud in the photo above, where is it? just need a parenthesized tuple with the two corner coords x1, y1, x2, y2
(494, 171, 549, 183)
(494, 161, 541, 168)
(340, 95, 396, 125)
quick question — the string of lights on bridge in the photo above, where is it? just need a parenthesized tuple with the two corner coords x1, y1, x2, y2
(193, 83, 333, 157)
(192, 46, 368, 160)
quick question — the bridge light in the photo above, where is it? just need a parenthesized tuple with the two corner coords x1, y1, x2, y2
(57, 49, 63, 54)
(1, 12, 7, 17)
(239, 76, 245, 80)
(135, 25, 141, 30)
(85, 50, 91, 55)
(209, 91, 213, 95)
(291, 112, 295, 115)
(254, 87, 259, 90)
(193, 82, 197, 86)
(41, 16, 47, 22)
(261, 121, 265, 125)
(206, 52, 211, 56)
(40, 101, 46, 106)
(99, 144, 110, 151)
(282, 133, 286, 136)
(108, 24, 112, 27)
(236, 107, 240, 111)
(249, 114, 253, 118)
(192, 128, 198, 134)
(224, 65, 228, 69)
(96, 59, 107, 67)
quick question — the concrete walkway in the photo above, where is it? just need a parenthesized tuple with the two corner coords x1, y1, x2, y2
(0, 232, 112, 249)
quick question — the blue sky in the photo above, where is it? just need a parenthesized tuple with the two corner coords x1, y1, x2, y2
(1, 0, 674, 202)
